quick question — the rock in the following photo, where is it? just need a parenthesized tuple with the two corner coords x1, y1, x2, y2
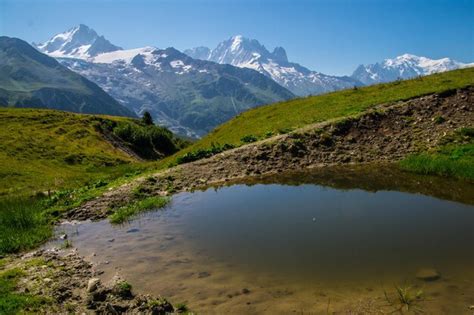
(59, 234, 68, 240)
(106, 303, 119, 315)
(87, 278, 101, 292)
(242, 288, 251, 294)
(126, 228, 140, 233)
(416, 268, 440, 281)
(90, 288, 108, 302)
(198, 271, 211, 278)
(164, 235, 174, 241)
(107, 238, 115, 242)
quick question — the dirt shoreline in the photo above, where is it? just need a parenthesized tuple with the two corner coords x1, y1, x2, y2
(1, 248, 178, 314)
(69, 86, 473, 221)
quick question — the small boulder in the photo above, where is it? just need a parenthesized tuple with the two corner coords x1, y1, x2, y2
(416, 268, 440, 281)
(87, 278, 101, 293)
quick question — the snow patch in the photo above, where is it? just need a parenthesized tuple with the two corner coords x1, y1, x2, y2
(93, 47, 156, 64)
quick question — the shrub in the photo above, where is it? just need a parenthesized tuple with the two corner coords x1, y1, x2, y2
(278, 127, 293, 134)
(176, 143, 235, 164)
(142, 111, 153, 126)
(458, 127, 474, 138)
(433, 116, 445, 124)
(264, 131, 274, 138)
(241, 135, 258, 143)
(112, 121, 180, 158)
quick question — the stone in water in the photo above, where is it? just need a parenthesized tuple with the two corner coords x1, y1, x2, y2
(416, 268, 440, 281)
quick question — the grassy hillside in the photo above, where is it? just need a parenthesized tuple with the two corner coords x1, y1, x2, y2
(0, 108, 184, 197)
(172, 68, 474, 162)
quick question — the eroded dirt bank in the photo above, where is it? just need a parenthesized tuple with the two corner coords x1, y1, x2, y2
(69, 86, 473, 220)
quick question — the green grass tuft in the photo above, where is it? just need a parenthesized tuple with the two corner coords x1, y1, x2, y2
(400, 149, 474, 181)
(114, 280, 133, 298)
(175, 302, 189, 312)
(0, 197, 52, 255)
(240, 135, 258, 143)
(0, 268, 50, 313)
(109, 196, 170, 224)
(400, 127, 474, 181)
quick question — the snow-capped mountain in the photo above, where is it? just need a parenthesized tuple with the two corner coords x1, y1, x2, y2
(352, 54, 474, 85)
(35, 24, 122, 59)
(38, 26, 294, 138)
(184, 35, 362, 96)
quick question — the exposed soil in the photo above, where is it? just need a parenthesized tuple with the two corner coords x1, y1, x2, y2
(68, 86, 474, 221)
(2, 248, 177, 314)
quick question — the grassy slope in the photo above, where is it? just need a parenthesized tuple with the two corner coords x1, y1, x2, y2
(0, 108, 147, 197)
(171, 68, 474, 162)
(400, 128, 474, 181)
(0, 108, 184, 254)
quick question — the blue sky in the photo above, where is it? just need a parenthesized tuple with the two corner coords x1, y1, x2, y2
(1, 0, 473, 75)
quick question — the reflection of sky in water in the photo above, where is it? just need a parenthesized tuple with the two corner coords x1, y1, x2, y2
(58, 183, 474, 285)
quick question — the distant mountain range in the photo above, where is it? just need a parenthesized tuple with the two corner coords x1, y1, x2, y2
(0, 36, 134, 117)
(31, 25, 473, 137)
(36, 25, 294, 138)
(351, 53, 474, 85)
(185, 35, 362, 96)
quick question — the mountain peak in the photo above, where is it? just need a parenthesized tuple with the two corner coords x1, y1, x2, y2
(228, 35, 248, 52)
(37, 25, 122, 59)
(272, 46, 288, 63)
(352, 54, 472, 85)
(397, 53, 419, 59)
(231, 34, 244, 41)
(186, 35, 360, 96)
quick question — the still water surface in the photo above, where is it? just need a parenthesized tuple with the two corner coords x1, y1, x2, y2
(56, 171, 474, 313)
